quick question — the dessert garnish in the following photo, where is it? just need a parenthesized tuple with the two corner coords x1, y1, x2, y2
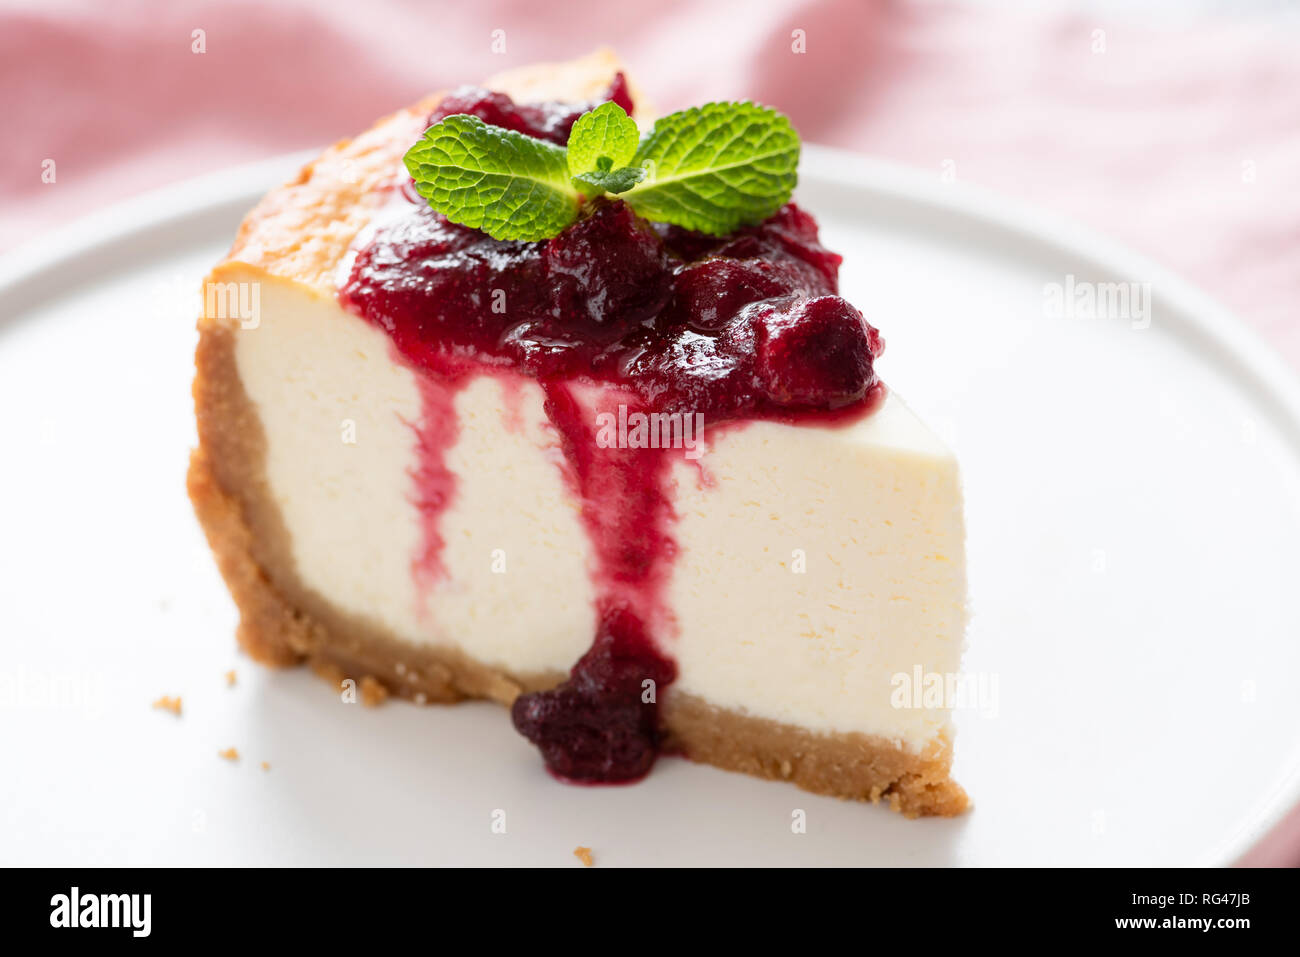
(404, 99, 800, 240)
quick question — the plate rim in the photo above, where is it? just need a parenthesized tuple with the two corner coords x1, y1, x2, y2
(3, 143, 1297, 865)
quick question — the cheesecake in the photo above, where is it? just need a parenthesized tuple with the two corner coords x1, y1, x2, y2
(189, 50, 970, 816)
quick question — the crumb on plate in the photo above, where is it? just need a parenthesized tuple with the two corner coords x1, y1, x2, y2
(152, 695, 182, 716)
(574, 846, 594, 867)
(360, 675, 389, 707)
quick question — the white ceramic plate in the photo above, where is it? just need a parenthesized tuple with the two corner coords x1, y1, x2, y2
(3, 147, 1298, 867)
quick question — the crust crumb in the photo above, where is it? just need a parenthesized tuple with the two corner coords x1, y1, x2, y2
(261, 761, 270, 771)
(225, 669, 237, 687)
(311, 659, 346, 690)
(218, 747, 240, 761)
(574, 846, 594, 867)
(360, 675, 389, 707)
(152, 695, 182, 716)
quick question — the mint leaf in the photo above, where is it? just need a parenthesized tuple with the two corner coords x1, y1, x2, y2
(404, 114, 579, 241)
(623, 102, 799, 235)
(566, 102, 640, 180)
(572, 164, 646, 197)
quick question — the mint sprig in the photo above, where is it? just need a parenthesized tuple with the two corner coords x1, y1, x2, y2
(404, 99, 799, 241)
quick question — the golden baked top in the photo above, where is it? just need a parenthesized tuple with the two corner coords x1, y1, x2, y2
(215, 49, 633, 293)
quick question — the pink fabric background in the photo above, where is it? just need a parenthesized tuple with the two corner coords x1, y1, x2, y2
(5, 0, 1298, 865)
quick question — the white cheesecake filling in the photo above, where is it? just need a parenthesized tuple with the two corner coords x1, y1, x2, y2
(233, 275, 596, 675)
(233, 273, 967, 751)
(667, 408, 966, 749)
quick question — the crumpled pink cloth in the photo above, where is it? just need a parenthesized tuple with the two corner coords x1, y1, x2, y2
(5, 0, 1299, 864)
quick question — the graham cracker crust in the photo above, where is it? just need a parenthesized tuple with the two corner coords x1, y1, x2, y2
(186, 52, 968, 820)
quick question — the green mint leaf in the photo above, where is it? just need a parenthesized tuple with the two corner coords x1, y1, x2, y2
(623, 101, 799, 235)
(572, 164, 646, 197)
(566, 101, 640, 180)
(404, 114, 580, 241)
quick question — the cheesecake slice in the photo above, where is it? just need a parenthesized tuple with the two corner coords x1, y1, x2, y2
(189, 50, 969, 816)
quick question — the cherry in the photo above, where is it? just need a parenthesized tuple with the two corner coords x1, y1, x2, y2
(543, 200, 672, 328)
(666, 258, 798, 332)
(511, 605, 675, 782)
(751, 296, 881, 409)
